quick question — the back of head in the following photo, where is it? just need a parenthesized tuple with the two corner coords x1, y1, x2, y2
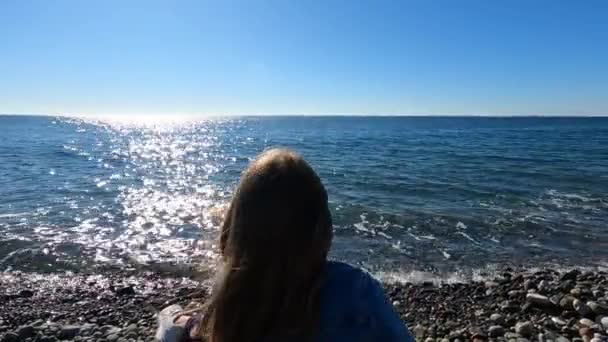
(201, 148, 333, 342)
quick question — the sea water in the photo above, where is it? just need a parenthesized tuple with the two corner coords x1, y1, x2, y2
(1, 115, 607, 277)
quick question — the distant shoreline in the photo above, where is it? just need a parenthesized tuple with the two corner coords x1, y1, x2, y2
(2, 113, 608, 118)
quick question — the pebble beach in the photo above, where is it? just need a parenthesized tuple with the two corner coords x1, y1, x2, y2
(2, 267, 607, 342)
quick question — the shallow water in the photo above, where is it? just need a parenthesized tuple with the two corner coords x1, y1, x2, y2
(1, 115, 607, 276)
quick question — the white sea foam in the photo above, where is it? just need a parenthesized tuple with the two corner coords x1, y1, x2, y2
(407, 233, 422, 241)
(377, 231, 392, 240)
(457, 231, 480, 245)
(372, 262, 608, 285)
(374, 266, 496, 284)
(0, 212, 29, 219)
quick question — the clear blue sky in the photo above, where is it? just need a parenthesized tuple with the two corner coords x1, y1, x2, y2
(1, 0, 607, 116)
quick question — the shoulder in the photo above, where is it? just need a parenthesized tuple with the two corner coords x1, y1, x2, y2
(323, 261, 386, 312)
(319, 262, 382, 328)
(319, 261, 414, 342)
(324, 261, 378, 296)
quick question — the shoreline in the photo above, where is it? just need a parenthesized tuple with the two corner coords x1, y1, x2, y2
(1, 268, 607, 341)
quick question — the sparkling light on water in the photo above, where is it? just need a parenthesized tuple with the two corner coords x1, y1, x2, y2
(1, 116, 608, 277)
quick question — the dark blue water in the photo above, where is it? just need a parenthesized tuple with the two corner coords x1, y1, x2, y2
(1, 115, 607, 277)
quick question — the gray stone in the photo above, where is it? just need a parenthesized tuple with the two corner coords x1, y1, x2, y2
(552, 316, 567, 326)
(489, 325, 505, 338)
(31, 320, 45, 327)
(527, 293, 560, 313)
(490, 313, 505, 325)
(100, 325, 121, 335)
(471, 331, 488, 341)
(16, 325, 36, 339)
(0, 332, 20, 342)
(561, 269, 580, 281)
(501, 300, 520, 313)
(560, 280, 576, 293)
(123, 323, 137, 333)
(413, 324, 426, 340)
(47, 324, 59, 334)
(114, 285, 135, 296)
(106, 334, 120, 342)
(485, 281, 499, 289)
(588, 302, 608, 315)
(560, 295, 575, 310)
(601, 316, 608, 330)
(79, 324, 95, 336)
(527, 293, 552, 306)
(508, 290, 525, 298)
(39, 336, 57, 342)
(538, 280, 550, 293)
(524, 279, 536, 291)
(58, 325, 81, 340)
(18, 289, 34, 298)
(80, 323, 95, 331)
(515, 321, 535, 338)
(574, 299, 593, 318)
(550, 294, 561, 306)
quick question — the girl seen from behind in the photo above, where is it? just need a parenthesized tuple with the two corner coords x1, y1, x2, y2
(157, 148, 413, 342)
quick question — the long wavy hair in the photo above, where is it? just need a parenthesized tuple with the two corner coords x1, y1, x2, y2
(200, 148, 333, 342)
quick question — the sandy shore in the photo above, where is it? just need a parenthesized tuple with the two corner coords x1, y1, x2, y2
(1, 268, 607, 341)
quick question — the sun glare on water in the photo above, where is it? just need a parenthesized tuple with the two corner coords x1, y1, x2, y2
(65, 112, 228, 128)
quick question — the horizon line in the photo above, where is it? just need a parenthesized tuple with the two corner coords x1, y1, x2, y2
(1, 113, 608, 118)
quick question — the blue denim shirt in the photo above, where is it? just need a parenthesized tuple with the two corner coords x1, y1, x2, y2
(157, 261, 414, 342)
(316, 261, 413, 341)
